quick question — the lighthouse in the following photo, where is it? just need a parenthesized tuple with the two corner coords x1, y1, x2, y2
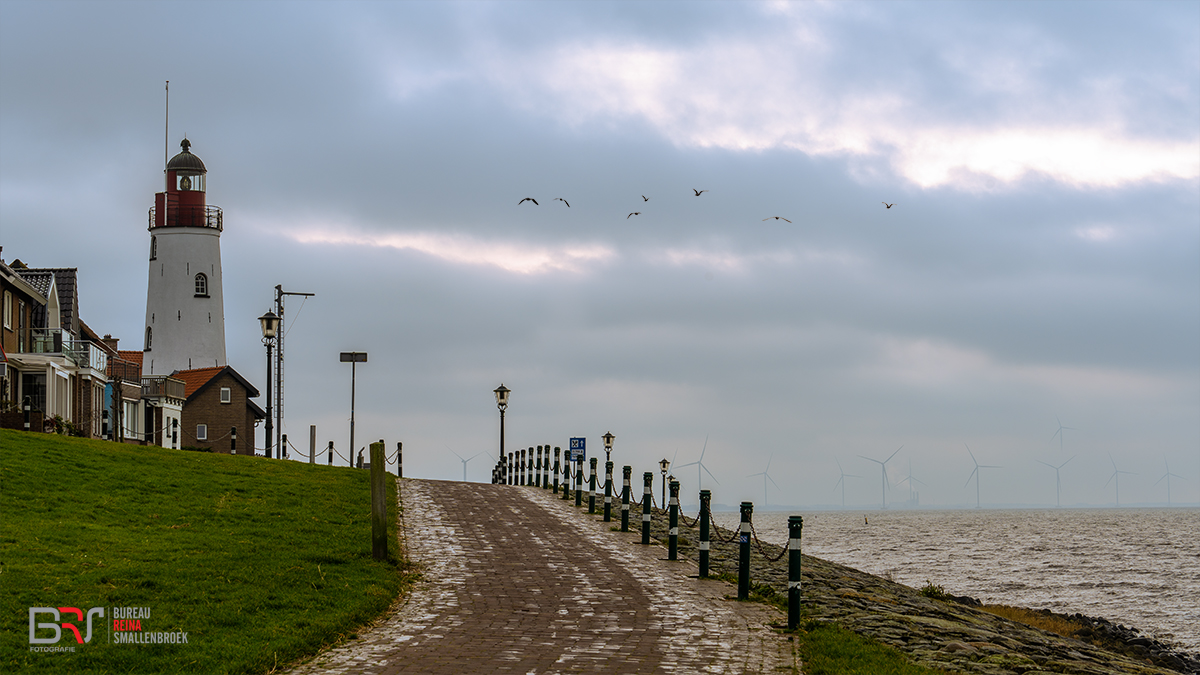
(143, 138, 226, 375)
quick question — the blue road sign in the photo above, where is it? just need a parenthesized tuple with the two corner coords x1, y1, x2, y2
(569, 437, 586, 462)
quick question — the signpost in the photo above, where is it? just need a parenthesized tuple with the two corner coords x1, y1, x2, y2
(569, 437, 586, 462)
(339, 352, 367, 467)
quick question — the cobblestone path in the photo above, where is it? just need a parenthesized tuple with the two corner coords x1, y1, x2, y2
(287, 479, 796, 675)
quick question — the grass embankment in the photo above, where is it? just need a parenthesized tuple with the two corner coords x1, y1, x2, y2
(0, 429, 414, 674)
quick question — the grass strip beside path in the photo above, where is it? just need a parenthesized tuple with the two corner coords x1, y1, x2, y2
(0, 429, 412, 675)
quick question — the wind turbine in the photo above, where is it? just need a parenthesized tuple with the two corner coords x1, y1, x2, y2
(1153, 459, 1186, 507)
(1035, 456, 1074, 507)
(894, 459, 928, 506)
(676, 436, 720, 496)
(1105, 453, 1136, 506)
(746, 453, 779, 508)
(833, 457, 861, 509)
(449, 447, 485, 482)
(858, 446, 902, 510)
(1050, 417, 1076, 454)
(964, 444, 1001, 509)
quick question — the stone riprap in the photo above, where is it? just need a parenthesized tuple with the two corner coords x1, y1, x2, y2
(286, 480, 796, 674)
(638, 499, 1188, 675)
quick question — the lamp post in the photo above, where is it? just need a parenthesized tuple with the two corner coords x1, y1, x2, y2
(494, 384, 509, 484)
(659, 457, 670, 508)
(603, 431, 615, 464)
(259, 311, 279, 458)
(339, 351, 368, 467)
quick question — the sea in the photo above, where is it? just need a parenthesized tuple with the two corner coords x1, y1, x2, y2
(712, 508, 1200, 653)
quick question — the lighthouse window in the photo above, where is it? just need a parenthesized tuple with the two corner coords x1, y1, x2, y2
(145, 326, 152, 351)
(194, 273, 209, 297)
(150, 236, 157, 260)
(176, 174, 205, 192)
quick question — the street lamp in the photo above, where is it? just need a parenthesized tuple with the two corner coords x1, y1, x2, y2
(339, 351, 368, 467)
(659, 457, 670, 508)
(258, 310, 280, 458)
(603, 431, 615, 464)
(494, 384, 510, 484)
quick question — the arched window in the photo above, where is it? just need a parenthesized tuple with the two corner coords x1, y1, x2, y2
(150, 236, 157, 260)
(145, 326, 152, 350)
(194, 273, 208, 297)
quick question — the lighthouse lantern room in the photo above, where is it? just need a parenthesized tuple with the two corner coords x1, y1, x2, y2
(144, 138, 227, 375)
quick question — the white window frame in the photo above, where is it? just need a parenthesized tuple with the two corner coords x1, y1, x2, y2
(194, 273, 208, 297)
(2, 291, 11, 330)
(220, 387, 231, 404)
(196, 424, 208, 441)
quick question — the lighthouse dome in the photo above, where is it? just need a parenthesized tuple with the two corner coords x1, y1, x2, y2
(167, 138, 206, 173)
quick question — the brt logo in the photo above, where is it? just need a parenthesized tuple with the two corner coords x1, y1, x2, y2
(29, 607, 104, 644)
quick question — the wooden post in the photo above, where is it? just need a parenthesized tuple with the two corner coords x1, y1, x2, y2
(370, 441, 387, 561)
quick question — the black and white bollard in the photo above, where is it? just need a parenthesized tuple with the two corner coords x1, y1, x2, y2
(738, 501, 753, 600)
(668, 479, 680, 560)
(535, 446, 542, 487)
(509, 452, 515, 484)
(543, 444, 550, 488)
(575, 458, 584, 507)
(699, 489, 712, 578)
(621, 466, 632, 532)
(588, 457, 598, 513)
(231, 426, 237, 454)
(788, 515, 803, 630)
(641, 472, 653, 545)
(563, 455, 572, 500)
(553, 447, 560, 494)
(282, 433, 288, 459)
(171, 418, 178, 451)
(23, 396, 31, 432)
(398, 441, 403, 479)
(603, 460, 614, 522)
(327, 441, 334, 466)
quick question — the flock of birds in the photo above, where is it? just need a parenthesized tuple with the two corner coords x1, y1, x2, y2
(518, 190, 895, 221)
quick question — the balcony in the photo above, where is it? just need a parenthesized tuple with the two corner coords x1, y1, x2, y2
(142, 376, 185, 400)
(66, 340, 109, 373)
(27, 329, 109, 372)
(148, 204, 222, 231)
(109, 358, 141, 384)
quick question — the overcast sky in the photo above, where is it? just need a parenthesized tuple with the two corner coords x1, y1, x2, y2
(2, 1, 1197, 508)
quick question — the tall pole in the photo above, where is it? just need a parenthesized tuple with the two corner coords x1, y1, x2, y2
(499, 407, 506, 481)
(264, 339, 273, 459)
(349, 358, 356, 467)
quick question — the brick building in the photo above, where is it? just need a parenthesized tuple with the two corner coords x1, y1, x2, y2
(173, 366, 264, 454)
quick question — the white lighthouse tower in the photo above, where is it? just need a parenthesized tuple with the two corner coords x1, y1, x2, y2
(143, 138, 226, 375)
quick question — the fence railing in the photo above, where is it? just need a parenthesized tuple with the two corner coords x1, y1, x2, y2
(141, 376, 185, 400)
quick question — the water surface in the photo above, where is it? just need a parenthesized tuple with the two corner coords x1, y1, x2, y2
(714, 508, 1200, 652)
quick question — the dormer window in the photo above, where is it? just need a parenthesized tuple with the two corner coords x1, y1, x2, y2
(194, 273, 208, 297)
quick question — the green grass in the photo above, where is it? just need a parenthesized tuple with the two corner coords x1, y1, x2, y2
(797, 620, 949, 675)
(0, 429, 414, 674)
(703, 573, 946, 675)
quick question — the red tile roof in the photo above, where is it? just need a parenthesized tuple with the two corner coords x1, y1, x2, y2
(117, 350, 143, 369)
(171, 366, 225, 399)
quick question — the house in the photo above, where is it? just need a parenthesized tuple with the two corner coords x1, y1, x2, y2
(0, 256, 108, 437)
(173, 366, 264, 454)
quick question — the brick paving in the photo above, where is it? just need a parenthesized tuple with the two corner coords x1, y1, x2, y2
(286, 479, 796, 675)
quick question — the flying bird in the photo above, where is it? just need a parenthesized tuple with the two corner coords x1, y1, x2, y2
(627, 212, 641, 219)
(762, 217, 792, 223)
(882, 202, 895, 209)
(519, 198, 538, 205)
(552, 198, 570, 207)
(641, 195, 650, 202)
(692, 189, 708, 196)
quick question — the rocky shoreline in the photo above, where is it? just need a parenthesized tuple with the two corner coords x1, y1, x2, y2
(599, 498, 1197, 675)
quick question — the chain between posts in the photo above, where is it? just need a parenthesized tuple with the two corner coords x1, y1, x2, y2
(749, 520, 791, 562)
